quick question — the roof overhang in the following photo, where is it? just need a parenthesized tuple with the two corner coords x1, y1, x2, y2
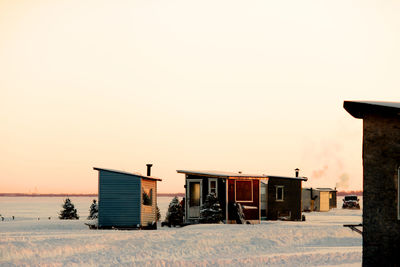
(344, 100, 400, 119)
(316, 187, 337, 192)
(93, 167, 162, 181)
(267, 175, 308, 181)
(177, 170, 307, 181)
(177, 170, 267, 178)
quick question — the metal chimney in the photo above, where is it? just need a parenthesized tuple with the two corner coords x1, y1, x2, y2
(295, 168, 299, 177)
(146, 164, 153, 176)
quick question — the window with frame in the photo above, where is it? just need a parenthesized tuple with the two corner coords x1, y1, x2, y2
(209, 178, 218, 197)
(235, 180, 253, 202)
(142, 188, 153, 206)
(276, 186, 284, 201)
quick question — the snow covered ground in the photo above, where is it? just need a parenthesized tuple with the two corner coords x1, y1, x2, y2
(0, 197, 362, 266)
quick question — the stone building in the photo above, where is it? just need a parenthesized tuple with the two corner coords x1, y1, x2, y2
(344, 101, 400, 267)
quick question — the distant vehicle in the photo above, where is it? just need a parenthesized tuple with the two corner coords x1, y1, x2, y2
(342, 195, 360, 209)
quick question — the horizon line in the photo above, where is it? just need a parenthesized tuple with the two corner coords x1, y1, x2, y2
(0, 192, 186, 197)
(0, 190, 363, 197)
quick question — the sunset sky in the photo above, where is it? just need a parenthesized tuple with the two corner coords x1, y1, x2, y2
(1, 0, 399, 193)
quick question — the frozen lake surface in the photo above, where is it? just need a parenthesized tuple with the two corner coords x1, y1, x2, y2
(0, 196, 362, 266)
(0, 196, 174, 221)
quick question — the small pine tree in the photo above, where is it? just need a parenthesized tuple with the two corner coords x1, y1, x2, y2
(164, 196, 183, 226)
(87, 199, 98, 219)
(59, 198, 79, 220)
(200, 194, 223, 223)
(156, 205, 161, 222)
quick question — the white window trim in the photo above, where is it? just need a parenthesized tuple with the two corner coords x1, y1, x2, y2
(208, 178, 218, 197)
(235, 180, 253, 203)
(276, 186, 284, 202)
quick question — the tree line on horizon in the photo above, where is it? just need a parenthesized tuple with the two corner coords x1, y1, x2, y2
(336, 190, 363, 196)
(0, 192, 186, 197)
(0, 191, 363, 197)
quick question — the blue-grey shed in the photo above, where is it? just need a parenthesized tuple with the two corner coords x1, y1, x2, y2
(94, 167, 162, 229)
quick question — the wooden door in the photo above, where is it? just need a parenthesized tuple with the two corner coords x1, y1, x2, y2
(320, 191, 329, 211)
(187, 180, 202, 218)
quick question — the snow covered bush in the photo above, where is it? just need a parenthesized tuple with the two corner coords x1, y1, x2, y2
(164, 196, 183, 226)
(200, 194, 223, 223)
(156, 205, 161, 222)
(87, 199, 98, 220)
(59, 198, 79, 220)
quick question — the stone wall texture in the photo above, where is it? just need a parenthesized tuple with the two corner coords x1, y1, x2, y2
(363, 113, 400, 267)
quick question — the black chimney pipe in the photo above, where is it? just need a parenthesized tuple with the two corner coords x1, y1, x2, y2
(146, 164, 153, 176)
(295, 168, 299, 177)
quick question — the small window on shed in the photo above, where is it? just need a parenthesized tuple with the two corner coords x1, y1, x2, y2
(143, 188, 152, 206)
(235, 180, 253, 202)
(276, 186, 284, 201)
(209, 178, 218, 197)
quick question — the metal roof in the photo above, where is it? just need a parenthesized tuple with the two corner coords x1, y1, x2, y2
(343, 100, 400, 119)
(176, 170, 307, 181)
(267, 175, 308, 181)
(176, 170, 266, 178)
(303, 187, 336, 191)
(316, 187, 337, 192)
(93, 167, 162, 181)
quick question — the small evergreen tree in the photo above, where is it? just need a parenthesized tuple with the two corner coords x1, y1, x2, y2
(164, 196, 183, 226)
(87, 199, 98, 219)
(156, 205, 161, 222)
(200, 194, 223, 223)
(59, 198, 79, 220)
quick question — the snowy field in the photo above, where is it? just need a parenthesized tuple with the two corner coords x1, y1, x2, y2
(0, 197, 362, 266)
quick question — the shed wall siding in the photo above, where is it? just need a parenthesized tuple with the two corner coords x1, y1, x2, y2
(329, 191, 337, 209)
(98, 171, 141, 227)
(185, 175, 227, 221)
(141, 179, 157, 226)
(267, 178, 302, 220)
(313, 191, 321, 211)
(362, 114, 400, 266)
(301, 189, 311, 211)
(227, 178, 260, 221)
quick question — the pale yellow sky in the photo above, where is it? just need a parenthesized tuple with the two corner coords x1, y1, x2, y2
(1, 0, 400, 193)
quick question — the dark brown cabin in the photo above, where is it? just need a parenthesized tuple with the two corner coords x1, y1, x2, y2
(344, 100, 400, 267)
(267, 176, 307, 220)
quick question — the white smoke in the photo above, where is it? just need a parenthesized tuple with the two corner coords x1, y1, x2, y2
(336, 173, 350, 189)
(311, 165, 329, 179)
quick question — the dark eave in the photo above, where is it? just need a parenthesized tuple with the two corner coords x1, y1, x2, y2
(177, 170, 307, 181)
(267, 175, 308, 181)
(93, 167, 162, 181)
(177, 170, 267, 178)
(343, 100, 400, 119)
(316, 187, 337, 192)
